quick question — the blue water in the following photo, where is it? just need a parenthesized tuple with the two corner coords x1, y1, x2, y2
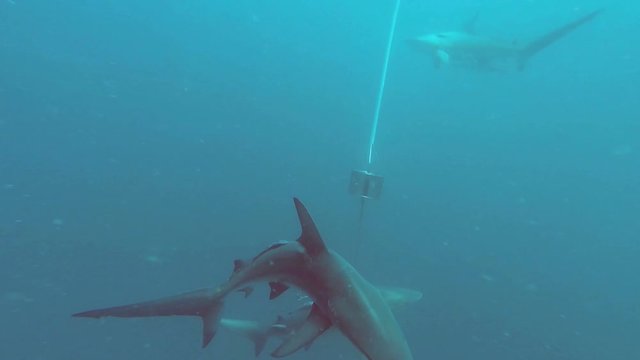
(1, 0, 638, 359)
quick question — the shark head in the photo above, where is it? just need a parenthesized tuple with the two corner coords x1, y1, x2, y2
(409, 32, 472, 67)
(412, 32, 461, 49)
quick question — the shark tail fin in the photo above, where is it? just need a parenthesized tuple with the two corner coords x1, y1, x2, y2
(72, 288, 224, 348)
(517, 9, 603, 70)
(293, 198, 327, 257)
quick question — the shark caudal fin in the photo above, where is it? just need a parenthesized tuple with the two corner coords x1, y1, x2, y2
(293, 198, 327, 257)
(72, 288, 223, 348)
(518, 9, 603, 69)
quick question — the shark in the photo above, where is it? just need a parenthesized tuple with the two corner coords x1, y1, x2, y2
(221, 287, 422, 357)
(410, 9, 603, 70)
(73, 198, 418, 360)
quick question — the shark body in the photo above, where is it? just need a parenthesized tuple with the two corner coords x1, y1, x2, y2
(73, 198, 417, 360)
(411, 9, 603, 70)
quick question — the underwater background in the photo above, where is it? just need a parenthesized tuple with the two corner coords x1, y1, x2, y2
(1, 0, 638, 359)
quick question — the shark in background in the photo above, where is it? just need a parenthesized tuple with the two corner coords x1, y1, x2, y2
(410, 9, 604, 71)
(73, 198, 420, 359)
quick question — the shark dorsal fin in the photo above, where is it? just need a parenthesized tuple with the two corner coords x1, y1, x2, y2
(293, 198, 327, 257)
(269, 281, 290, 300)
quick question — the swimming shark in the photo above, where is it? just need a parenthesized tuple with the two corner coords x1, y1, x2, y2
(73, 198, 418, 359)
(410, 9, 603, 70)
(221, 287, 422, 357)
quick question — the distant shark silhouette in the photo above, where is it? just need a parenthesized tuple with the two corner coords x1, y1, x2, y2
(410, 9, 603, 70)
(73, 198, 418, 360)
(220, 287, 422, 357)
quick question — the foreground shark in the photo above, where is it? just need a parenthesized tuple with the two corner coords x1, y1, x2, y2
(221, 287, 422, 357)
(73, 198, 417, 359)
(410, 9, 603, 70)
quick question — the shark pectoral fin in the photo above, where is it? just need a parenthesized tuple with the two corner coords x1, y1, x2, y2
(72, 288, 224, 348)
(252, 335, 268, 357)
(268, 281, 290, 300)
(435, 49, 450, 66)
(293, 198, 327, 257)
(271, 303, 332, 358)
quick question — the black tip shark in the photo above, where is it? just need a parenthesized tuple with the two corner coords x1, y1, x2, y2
(73, 198, 417, 360)
(410, 9, 603, 71)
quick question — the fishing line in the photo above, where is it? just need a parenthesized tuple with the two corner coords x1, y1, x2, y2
(367, 0, 401, 165)
(349, 0, 401, 257)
